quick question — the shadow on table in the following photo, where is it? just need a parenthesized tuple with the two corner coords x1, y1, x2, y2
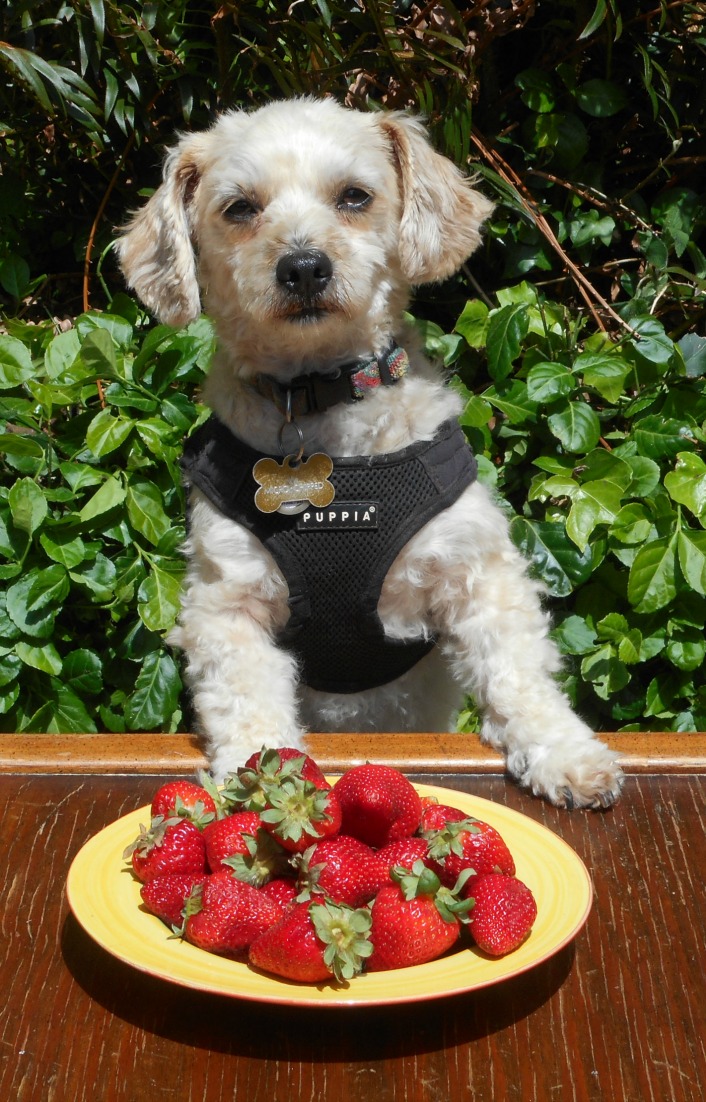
(61, 911, 573, 1059)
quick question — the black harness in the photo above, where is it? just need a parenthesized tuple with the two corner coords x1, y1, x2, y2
(181, 416, 477, 694)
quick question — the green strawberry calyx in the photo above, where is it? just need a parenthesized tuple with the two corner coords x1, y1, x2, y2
(390, 860, 476, 924)
(422, 817, 481, 862)
(221, 830, 291, 886)
(220, 748, 308, 812)
(258, 779, 334, 845)
(309, 900, 373, 982)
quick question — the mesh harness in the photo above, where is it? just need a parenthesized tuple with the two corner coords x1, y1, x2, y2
(181, 416, 477, 694)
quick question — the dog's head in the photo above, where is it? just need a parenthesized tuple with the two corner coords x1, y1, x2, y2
(117, 98, 492, 374)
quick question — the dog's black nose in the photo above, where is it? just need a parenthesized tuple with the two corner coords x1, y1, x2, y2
(276, 250, 333, 298)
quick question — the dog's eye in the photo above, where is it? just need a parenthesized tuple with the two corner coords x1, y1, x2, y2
(223, 199, 258, 223)
(337, 187, 372, 212)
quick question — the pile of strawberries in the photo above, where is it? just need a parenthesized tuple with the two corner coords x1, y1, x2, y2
(123, 748, 537, 983)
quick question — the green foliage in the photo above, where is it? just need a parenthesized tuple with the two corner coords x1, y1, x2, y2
(1, 2, 705, 732)
(438, 279, 706, 733)
(0, 301, 214, 730)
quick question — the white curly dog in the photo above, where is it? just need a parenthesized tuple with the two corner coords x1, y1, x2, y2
(118, 97, 622, 808)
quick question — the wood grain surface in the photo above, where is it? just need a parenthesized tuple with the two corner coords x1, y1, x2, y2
(2, 730, 706, 774)
(1, 762, 704, 1102)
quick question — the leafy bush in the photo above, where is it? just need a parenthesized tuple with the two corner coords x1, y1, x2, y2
(1, 1, 705, 732)
(0, 301, 213, 730)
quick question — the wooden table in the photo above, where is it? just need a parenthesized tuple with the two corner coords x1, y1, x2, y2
(1, 732, 704, 1102)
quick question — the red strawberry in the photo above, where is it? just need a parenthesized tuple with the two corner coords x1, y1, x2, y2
(464, 872, 537, 956)
(259, 779, 342, 854)
(333, 764, 422, 848)
(423, 817, 516, 885)
(222, 747, 330, 812)
(183, 869, 283, 956)
(376, 836, 438, 877)
(294, 835, 388, 907)
(419, 801, 468, 833)
(249, 899, 373, 983)
(260, 877, 298, 911)
(367, 861, 472, 972)
(140, 871, 208, 929)
(124, 818, 208, 883)
(202, 812, 290, 883)
(150, 777, 218, 827)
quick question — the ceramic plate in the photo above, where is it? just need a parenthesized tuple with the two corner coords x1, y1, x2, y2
(66, 783, 592, 1007)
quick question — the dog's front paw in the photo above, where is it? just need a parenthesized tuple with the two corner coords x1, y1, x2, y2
(507, 737, 624, 810)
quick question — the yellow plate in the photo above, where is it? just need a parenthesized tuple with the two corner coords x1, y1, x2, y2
(66, 784, 592, 1007)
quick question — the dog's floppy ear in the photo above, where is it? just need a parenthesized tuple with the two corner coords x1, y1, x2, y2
(379, 113, 494, 285)
(116, 134, 206, 328)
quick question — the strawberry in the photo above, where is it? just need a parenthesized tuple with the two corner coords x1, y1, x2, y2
(183, 869, 283, 956)
(423, 817, 516, 885)
(419, 801, 468, 833)
(258, 778, 342, 854)
(259, 877, 299, 911)
(150, 777, 219, 827)
(202, 812, 290, 883)
(124, 818, 208, 883)
(367, 860, 473, 971)
(376, 836, 437, 877)
(464, 872, 537, 956)
(140, 871, 208, 929)
(293, 835, 388, 907)
(222, 747, 330, 812)
(249, 899, 373, 983)
(333, 764, 422, 848)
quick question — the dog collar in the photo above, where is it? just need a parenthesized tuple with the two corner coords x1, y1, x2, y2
(254, 346, 409, 417)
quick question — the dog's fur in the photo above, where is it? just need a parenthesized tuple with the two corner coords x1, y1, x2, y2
(117, 97, 622, 808)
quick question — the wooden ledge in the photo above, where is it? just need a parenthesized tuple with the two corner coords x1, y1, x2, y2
(0, 731, 705, 775)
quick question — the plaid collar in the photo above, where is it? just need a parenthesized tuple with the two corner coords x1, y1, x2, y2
(254, 346, 409, 417)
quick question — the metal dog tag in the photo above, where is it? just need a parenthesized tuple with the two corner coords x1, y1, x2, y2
(252, 452, 336, 515)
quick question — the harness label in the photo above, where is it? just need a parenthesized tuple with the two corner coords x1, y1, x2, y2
(297, 502, 379, 530)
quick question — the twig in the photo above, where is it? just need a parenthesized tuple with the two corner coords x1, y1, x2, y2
(470, 128, 641, 339)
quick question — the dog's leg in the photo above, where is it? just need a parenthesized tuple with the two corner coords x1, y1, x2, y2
(413, 489, 624, 808)
(171, 503, 306, 779)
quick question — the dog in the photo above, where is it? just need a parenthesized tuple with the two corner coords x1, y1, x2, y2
(117, 97, 622, 808)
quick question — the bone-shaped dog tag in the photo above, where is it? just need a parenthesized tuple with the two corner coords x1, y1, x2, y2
(253, 452, 335, 515)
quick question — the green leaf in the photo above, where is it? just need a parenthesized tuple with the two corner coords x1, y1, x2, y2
(575, 79, 628, 117)
(86, 408, 134, 457)
(566, 479, 624, 551)
(39, 529, 87, 569)
(138, 565, 183, 632)
(43, 682, 98, 734)
(664, 452, 706, 517)
(628, 536, 678, 612)
(0, 335, 34, 389)
(526, 361, 574, 403)
(8, 477, 48, 535)
(633, 416, 696, 460)
(580, 644, 631, 699)
(459, 395, 492, 429)
(552, 614, 597, 655)
(624, 455, 661, 497)
(483, 381, 538, 424)
(630, 316, 676, 367)
(677, 529, 706, 595)
(63, 649, 103, 695)
(45, 329, 81, 379)
(5, 568, 64, 638)
(126, 480, 171, 546)
(575, 352, 630, 404)
(678, 333, 706, 378)
(547, 401, 601, 453)
(126, 650, 181, 730)
(15, 640, 63, 676)
(79, 328, 117, 375)
(0, 433, 45, 460)
(79, 475, 126, 523)
(485, 304, 529, 380)
(510, 518, 593, 596)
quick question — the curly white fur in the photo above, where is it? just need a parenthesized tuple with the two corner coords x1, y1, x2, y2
(117, 97, 622, 808)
